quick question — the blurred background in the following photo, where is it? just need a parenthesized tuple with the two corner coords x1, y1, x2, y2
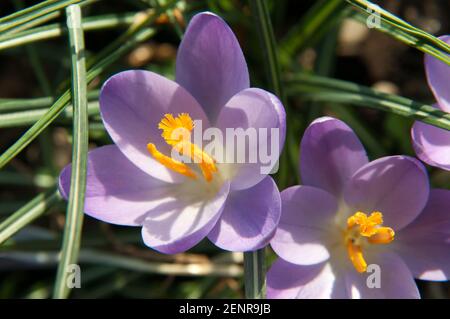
(0, 0, 449, 298)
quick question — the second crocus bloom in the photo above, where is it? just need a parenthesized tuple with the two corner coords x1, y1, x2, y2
(268, 117, 450, 299)
(59, 12, 286, 254)
(411, 35, 450, 171)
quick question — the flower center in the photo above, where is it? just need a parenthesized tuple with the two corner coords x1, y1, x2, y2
(344, 211, 395, 273)
(147, 113, 217, 182)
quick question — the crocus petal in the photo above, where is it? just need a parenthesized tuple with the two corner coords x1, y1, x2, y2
(344, 156, 429, 231)
(395, 189, 450, 281)
(141, 182, 230, 254)
(300, 117, 368, 198)
(100, 70, 209, 183)
(215, 88, 286, 190)
(59, 145, 170, 226)
(345, 252, 420, 299)
(411, 120, 450, 171)
(425, 35, 450, 112)
(207, 176, 281, 251)
(270, 186, 338, 265)
(267, 259, 348, 299)
(176, 12, 249, 122)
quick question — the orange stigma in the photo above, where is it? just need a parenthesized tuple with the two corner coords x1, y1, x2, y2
(345, 211, 395, 273)
(147, 113, 217, 181)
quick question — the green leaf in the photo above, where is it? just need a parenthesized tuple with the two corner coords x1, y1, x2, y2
(249, 0, 283, 99)
(279, 0, 348, 65)
(0, 96, 55, 113)
(0, 101, 99, 128)
(0, 13, 138, 51)
(243, 250, 266, 299)
(0, 188, 61, 245)
(0, 4, 175, 170)
(0, 0, 85, 35)
(0, 91, 99, 113)
(53, 4, 88, 299)
(3, 11, 60, 37)
(286, 73, 450, 131)
(250, 0, 299, 190)
(346, 0, 450, 66)
(0, 249, 243, 277)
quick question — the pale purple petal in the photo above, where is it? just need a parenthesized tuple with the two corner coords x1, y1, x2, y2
(395, 243, 450, 282)
(425, 35, 450, 112)
(215, 88, 286, 190)
(300, 117, 368, 198)
(100, 70, 209, 183)
(267, 259, 348, 299)
(411, 121, 450, 171)
(345, 252, 420, 299)
(207, 176, 281, 251)
(59, 145, 171, 226)
(270, 186, 338, 265)
(176, 12, 249, 122)
(141, 182, 230, 254)
(344, 156, 429, 231)
(395, 189, 450, 281)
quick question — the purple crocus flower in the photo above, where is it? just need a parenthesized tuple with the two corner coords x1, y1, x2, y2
(411, 35, 450, 171)
(267, 117, 450, 299)
(59, 12, 286, 254)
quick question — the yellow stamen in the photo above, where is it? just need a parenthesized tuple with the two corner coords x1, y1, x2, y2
(146, 113, 218, 182)
(347, 240, 367, 273)
(368, 227, 395, 244)
(345, 211, 395, 273)
(147, 143, 196, 179)
(159, 113, 194, 146)
(347, 211, 383, 237)
(173, 140, 217, 182)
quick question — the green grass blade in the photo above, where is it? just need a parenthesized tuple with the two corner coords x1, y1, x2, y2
(0, 0, 60, 23)
(0, 96, 55, 112)
(3, 11, 60, 36)
(0, 90, 71, 170)
(0, 4, 171, 170)
(347, 0, 450, 53)
(0, 91, 99, 113)
(0, 101, 99, 128)
(250, 0, 283, 99)
(0, 188, 60, 245)
(1, 249, 243, 277)
(346, 0, 450, 66)
(279, 0, 347, 64)
(286, 73, 450, 131)
(13, 0, 57, 175)
(0, 0, 85, 34)
(0, 13, 138, 51)
(250, 0, 294, 190)
(53, 4, 88, 299)
(243, 250, 266, 299)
